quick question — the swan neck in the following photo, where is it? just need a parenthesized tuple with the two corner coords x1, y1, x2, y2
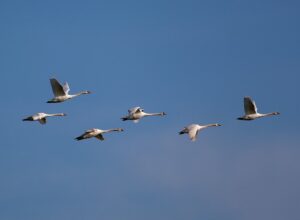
(144, 112, 162, 116)
(48, 113, 65, 116)
(105, 128, 122, 133)
(203, 123, 218, 128)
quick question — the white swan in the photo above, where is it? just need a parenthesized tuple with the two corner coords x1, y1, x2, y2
(238, 96, 280, 120)
(22, 112, 66, 124)
(121, 107, 166, 123)
(75, 128, 124, 141)
(47, 78, 91, 103)
(179, 123, 221, 141)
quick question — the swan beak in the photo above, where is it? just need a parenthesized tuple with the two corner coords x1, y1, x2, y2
(216, 124, 222, 126)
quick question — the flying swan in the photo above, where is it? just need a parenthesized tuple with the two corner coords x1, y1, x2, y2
(179, 123, 221, 141)
(47, 78, 91, 103)
(75, 128, 124, 141)
(121, 107, 166, 123)
(22, 112, 66, 124)
(237, 96, 280, 120)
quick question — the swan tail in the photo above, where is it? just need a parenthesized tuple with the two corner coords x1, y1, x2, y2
(75, 136, 84, 141)
(121, 117, 129, 121)
(22, 117, 33, 121)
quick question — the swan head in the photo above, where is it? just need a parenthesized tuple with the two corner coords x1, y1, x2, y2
(82, 91, 91, 94)
(215, 123, 222, 126)
(272, 112, 280, 115)
(161, 112, 167, 116)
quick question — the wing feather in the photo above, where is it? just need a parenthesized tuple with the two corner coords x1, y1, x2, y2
(128, 107, 141, 114)
(95, 134, 104, 141)
(188, 126, 199, 141)
(50, 78, 66, 97)
(63, 82, 70, 94)
(38, 118, 46, 124)
(244, 97, 257, 115)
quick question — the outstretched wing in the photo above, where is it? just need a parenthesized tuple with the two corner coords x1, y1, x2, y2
(128, 107, 141, 114)
(50, 78, 66, 97)
(38, 118, 46, 124)
(244, 96, 257, 115)
(63, 82, 70, 94)
(188, 126, 199, 141)
(95, 134, 104, 141)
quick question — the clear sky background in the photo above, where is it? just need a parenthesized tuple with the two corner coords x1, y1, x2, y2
(0, 0, 300, 219)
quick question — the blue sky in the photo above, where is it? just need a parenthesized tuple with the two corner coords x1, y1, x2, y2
(1, 0, 300, 219)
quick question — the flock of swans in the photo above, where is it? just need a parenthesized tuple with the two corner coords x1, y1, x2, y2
(23, 78, 280, 142)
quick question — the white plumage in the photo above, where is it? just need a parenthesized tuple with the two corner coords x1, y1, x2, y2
(121, 106, 166, 123)
(47, 78, 91, 103)
(238, 96, 280, 120)
(179, 123, 221, 141)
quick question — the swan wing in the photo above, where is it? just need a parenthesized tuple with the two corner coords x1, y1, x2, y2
(128, 107, 141, 114)
(50, 78, 66, 97)
(38, 118, 46, 124)
(188, 126, 199, 141)
(244, 97, 257, 115)
(63, 82, 70, 94)
(95, 134, 104, 141)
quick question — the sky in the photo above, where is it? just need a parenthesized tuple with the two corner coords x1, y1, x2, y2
(0, 0, 300, 219)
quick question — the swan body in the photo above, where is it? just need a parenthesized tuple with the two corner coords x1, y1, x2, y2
(179, 123, 221, 141)
(121, 106, 166, 123)
(238, 96, 280, 120)
(22, 112, 66, 124)
(75, 128, 124, 141)
(47, 78, 91, 103)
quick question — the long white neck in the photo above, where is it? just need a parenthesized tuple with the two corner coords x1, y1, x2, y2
(103, 128, 123, 133)
(71, 91, 90, 97)
(262, 112, 280, 117)
(143, 112, 165, 117)
(47, 113, 66, 117)
(202, 123, 220, 128)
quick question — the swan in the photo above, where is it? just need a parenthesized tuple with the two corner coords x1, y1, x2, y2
(121, 107, 166, 123)
(75, 128, 124, 141)
(47, 78, 91, 103)
(179, 123, 221, 141)
(22, 112, 66, 124)
(237, 96, 280, 120)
